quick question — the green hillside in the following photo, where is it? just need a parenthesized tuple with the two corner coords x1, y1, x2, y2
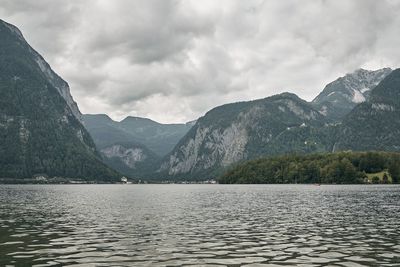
(219, 151, 400, 184)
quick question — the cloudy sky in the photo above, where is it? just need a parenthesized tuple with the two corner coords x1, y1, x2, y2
(1, 0, 399, 123)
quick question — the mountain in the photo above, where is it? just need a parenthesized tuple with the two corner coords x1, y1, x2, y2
(84, 67, 398, 181)
(83, 114, 193, 178)
(312, 68, 392, 122)
(156, 68, 398, 180)
(100, 141, 160, 178)
(83, 114, 193, 156)
(334, 68, 400, 151)
(118, 116, 193, 156)
(0, 20, 119, 181)
(159, 93, 332, 180)
(83, 114, 135, 149)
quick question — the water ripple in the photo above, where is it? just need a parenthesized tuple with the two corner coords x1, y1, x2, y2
(0, 184, 399, 266)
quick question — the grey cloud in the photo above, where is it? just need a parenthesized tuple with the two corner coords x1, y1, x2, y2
(0, 0, 399, 123)
(0, 0, 81, 56)
(80, 0, 216, 64)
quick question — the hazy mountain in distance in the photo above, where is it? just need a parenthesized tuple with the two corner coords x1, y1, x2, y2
(84, 114, 193, 156)
(118, 116, 194, 156)
(83, 114, 136, 149)
(83, 114, 194, 178)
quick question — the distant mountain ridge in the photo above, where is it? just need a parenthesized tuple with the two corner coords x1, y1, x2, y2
(83, 114, 193, 156)
(83, 114, 193, 178)
(118, 116, 194, 156)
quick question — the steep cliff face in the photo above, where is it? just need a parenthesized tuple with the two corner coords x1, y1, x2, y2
(160, 93, 330, 179)
(0, 20, 119, 181)
(102, 145, 148, 168)
(334, 68, 400, 152)
(34, 52, 82, 122)
(2, 20, 82, 122)
(100, 142, 160, 178)
(312, 68, 392, 122)
(161, 116, 249, 176)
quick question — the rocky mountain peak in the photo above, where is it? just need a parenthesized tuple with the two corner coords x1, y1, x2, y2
(334, 68, 400, 152)
(312, 68, 392, 121)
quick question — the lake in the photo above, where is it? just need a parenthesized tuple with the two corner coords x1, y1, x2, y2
(0, 184, 399, 266)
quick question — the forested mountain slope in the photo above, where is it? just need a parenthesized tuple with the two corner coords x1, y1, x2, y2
(0, 20, 119, 181)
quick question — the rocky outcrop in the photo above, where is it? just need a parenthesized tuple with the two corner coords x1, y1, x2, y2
(312, 68, 392, 121)
(99, 142, 160, 178)
(101, 145, 148, 168)
(159, 93, 328, 179)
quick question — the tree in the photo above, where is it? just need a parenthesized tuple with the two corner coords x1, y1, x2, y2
(382, 173, 389, 184)
(322, 158, 361, 184)
(389, 162, 400, 184)
(372, 176, 380, 184)
(218, 152, 400, 185)
(359, 152, 386, 173)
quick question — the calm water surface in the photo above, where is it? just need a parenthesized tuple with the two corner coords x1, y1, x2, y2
(0, 184, 399, 266)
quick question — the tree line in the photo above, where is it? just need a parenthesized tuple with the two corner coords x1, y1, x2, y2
(219, 151, 400, 184)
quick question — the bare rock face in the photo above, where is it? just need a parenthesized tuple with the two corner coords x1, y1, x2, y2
(34, 56, 82, 122)
(160, 93, 327, 179)
(162, 121, 248, 176)
(101, 145, 147, 168)
(98, 142, 160, 178)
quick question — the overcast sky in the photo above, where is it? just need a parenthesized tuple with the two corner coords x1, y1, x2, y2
(1, 0, 399, 123)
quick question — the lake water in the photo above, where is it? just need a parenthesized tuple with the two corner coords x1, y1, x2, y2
(0, 184, 399, 266)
